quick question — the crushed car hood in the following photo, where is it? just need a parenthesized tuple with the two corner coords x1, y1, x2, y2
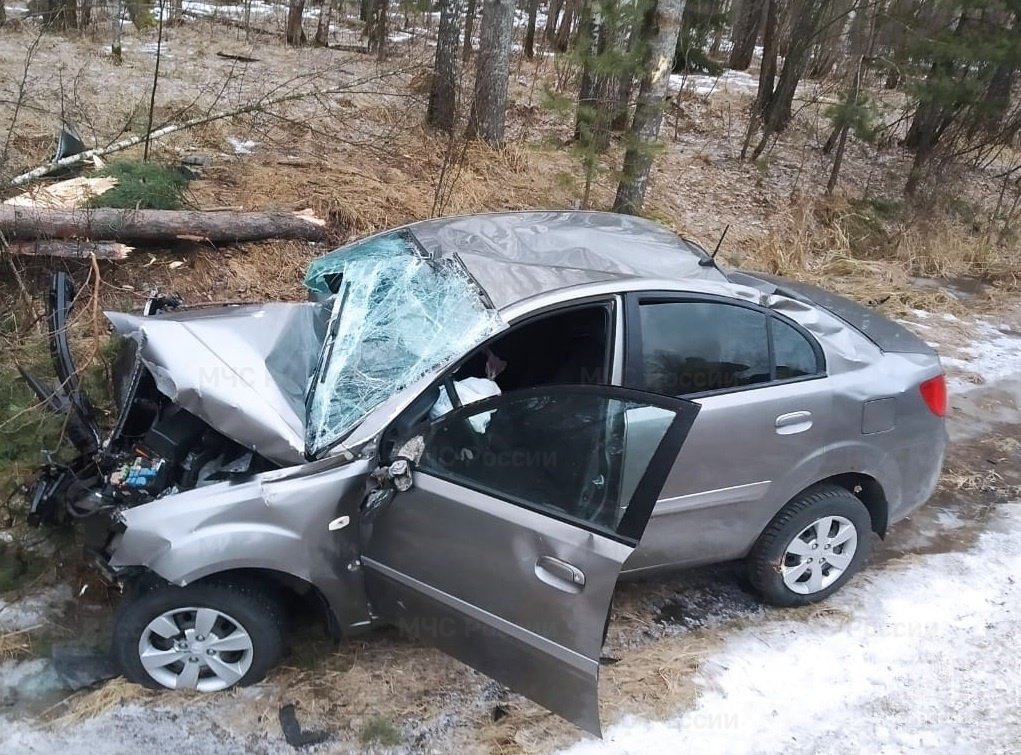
(106, 303, 323, 465)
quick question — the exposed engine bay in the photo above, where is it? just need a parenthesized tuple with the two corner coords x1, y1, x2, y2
(24, 273, 278, 547)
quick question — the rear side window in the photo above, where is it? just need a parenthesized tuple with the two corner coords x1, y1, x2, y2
(638, 302, 771, 395)
(634, 300, 822, 397)
(772, 318, 819, 380)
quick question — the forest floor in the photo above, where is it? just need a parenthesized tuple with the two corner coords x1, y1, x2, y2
(1, 9, 1020, 754)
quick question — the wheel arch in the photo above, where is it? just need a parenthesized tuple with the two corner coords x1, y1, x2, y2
(796, 473, 889, 537)
(124, 566, 342, 638)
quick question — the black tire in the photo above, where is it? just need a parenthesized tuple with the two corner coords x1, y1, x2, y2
(113, 578, 285, 691)
(747, 485, 873, 607)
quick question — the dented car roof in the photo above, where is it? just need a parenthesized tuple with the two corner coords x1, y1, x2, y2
(404, 211, 727, 310)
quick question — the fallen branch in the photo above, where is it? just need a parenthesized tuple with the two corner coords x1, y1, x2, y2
(216, 51, 262, 63)
(10, 82, 373, 187)
(0, 206, 327, 243)
(5, 240, 133, 259)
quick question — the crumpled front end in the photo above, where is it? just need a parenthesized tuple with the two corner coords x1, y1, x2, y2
(23, 284, 321, 561)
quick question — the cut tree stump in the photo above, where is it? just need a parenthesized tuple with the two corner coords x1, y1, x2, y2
(0, 206, 327, 244)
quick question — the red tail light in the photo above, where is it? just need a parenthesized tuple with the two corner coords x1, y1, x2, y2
(919, 375, 947, 417)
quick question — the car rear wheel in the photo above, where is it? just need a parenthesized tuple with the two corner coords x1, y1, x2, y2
(114, 579, 284, 692)
(747, 485, 872, 607)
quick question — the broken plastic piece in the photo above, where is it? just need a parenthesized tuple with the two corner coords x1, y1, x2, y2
(304, 231, 503, 457)
(54, 124, 86, 161)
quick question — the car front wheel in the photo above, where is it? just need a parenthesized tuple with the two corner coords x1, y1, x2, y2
(113, 579, 284, 692)
(747, 485, 873, 607)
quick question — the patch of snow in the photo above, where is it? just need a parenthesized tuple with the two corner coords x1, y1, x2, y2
(669, 69, 759, 97)
(943, 318, 1021, 393)
(227, 137, 257, 155)
(564, 503, 1021, 755)
(0, 584, 72, 633)
(3, 701, 263, 754)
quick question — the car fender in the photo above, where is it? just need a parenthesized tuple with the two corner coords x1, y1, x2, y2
(759, 437, 901, 534)
(109, 459, 374, 632)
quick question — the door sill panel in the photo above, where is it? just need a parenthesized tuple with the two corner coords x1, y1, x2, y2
(653, 480, 771, 516)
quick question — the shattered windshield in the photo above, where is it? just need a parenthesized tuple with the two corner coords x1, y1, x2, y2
(304, 230, 504, 458)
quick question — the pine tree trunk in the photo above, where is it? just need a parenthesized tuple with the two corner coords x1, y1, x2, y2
(613, 0, 683, 215)
(576, 0, 598, 139)
(729, 0, 765, 70)
(749, 0, 829, 158)
(286, 0, 307, 45)
(545, 0, 563, 42)
(467, 0, 514, 146)
(555, 0, 577, 51)
(366, 0, 389, 59)
(111, 0, 124, 64)
(524, 0, 540, 58)
(314, 0, 333, 46)
(462, 0, 477, 59)
(428, 0, 464, 133)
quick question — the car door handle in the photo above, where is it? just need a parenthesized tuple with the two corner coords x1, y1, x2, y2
(534, 556, 586, 592)
(775, 411, 813, 435)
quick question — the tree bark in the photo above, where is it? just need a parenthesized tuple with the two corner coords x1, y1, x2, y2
(462, 0, 477, 59)
(726, 0, 767, 69)
(367, 0, 389, 59)
(524, 0, 540, 58)
(0, 207, 328, 244)
(286, 0, 307, 45)
(749, 0, 830, 159)
(111, 0, 124, 64)
(314, 0, 334, 46)
(6, 240, 133, 259)
(466, 0, 514, 146)
(613, 0, 683, 215)
(427, 0, 464, 133)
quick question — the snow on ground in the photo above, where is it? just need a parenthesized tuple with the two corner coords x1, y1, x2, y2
(939, 318, 1021, 393)
(564, 503, 1021, 755)
(0, 585, 71, 633)
(669, 69, 759, 97)
(898, 309, 1021, 394)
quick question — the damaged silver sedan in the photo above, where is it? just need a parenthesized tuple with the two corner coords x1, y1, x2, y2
(25, 211, 946, 734)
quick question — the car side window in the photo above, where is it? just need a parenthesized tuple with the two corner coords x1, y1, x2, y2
(637, 302, 771, 396)
(772, 317, 820, 379)
(414, 390, 678, 539)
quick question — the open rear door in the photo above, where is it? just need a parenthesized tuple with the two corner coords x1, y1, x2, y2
(359, 385, 699, 735)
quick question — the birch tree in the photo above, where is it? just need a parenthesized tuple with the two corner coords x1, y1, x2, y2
(613, 0, 683, 214)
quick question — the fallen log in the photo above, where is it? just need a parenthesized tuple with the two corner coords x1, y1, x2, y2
(0, 206, 327, 244)
(5, 240, 133, 259)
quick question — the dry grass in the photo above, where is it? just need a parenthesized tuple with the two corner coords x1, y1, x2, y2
(741, 195, 1017, 317)
(939, 467, 1005, 492)
(0, 626, 38, 660)
(49, 678, 159, 726)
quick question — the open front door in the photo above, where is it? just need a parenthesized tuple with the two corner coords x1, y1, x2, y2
(360, 385, 699, 735)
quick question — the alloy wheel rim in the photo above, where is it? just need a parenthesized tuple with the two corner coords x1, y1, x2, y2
(781, 515, 858, 594)
(138, 606, 254, 691)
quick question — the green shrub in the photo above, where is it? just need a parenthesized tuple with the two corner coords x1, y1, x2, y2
(90, 160, 189, 211)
